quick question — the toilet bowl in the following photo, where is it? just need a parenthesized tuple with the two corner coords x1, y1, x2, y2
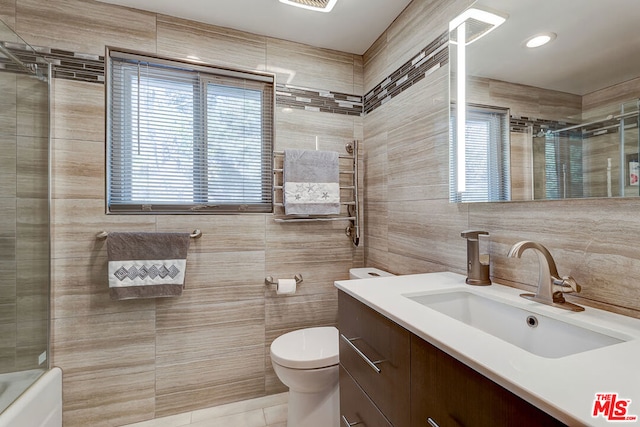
(270, 268, 394, 427)
(270, 327, 339, 427)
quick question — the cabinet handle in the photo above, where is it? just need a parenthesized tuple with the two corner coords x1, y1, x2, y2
(342, 415, 362, 426)
(340, 333, 382, 374)
(427, 417, 440, 427)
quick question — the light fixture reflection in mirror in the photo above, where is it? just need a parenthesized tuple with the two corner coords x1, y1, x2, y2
(449, 8, 506, 195)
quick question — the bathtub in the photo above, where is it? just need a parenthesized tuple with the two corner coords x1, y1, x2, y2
(0, 367, 62, 427)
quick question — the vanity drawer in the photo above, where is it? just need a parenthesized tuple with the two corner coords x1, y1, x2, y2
(340, 365, 392, 427)
(338, 291, 411, 427)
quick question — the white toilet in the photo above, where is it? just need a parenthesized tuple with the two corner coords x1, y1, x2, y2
(270, 268, 394, 427)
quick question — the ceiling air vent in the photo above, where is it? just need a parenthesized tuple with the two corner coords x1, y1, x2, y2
(279, 0, 338, 12)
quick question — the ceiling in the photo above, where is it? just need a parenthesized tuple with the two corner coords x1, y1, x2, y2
(96, 0, 412, 55)
(467, 0, 640, 95)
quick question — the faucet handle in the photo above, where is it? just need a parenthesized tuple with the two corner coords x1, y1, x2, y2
(461, 230, 489, 240)
(553, 276, 581, 293)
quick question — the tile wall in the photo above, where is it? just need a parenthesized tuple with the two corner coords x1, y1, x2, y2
(0, 18, 50, 376)
(5, 1, 363, 425)
(362, 0, 640, 319)
(6, 0, 640, 424)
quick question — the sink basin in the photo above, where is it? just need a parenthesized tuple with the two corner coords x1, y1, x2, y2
(405, 290, 625, 358)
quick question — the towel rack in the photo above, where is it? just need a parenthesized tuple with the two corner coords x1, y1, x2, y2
(273, 141, 360, 246)
(96, 229, 203, 240)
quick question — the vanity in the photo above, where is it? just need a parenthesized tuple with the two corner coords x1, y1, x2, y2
(335, 272, 640, 426)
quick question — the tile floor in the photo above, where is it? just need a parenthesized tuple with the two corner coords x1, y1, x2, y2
(121, 392, 288, 427)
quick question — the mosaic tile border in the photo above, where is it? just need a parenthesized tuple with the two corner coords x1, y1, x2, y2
(2, 28, 451, 118)
(275, 84, 362, 116)
(510, 116, 576, 135)
(363, 31, 449, 114)
(0, 41, 105, 83)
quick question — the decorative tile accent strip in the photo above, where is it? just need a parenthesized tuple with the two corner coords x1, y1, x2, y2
(510, 115, 577, 135)
(1, 28, 453, 118)
(276, 83, 363, 116)
(363, 31, 449, 114)
(0, 41, 105, 83)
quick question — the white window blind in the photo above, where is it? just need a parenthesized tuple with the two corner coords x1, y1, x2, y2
(450, 105, 510, 202)
(106, 49, 274, 213)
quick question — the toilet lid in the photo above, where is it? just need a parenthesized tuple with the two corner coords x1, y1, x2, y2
(270, 326, 339, 369)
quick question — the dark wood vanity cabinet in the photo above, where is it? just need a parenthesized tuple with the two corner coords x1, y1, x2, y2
(411, 334, 566, 427)
(338, 290, 565, 427)
(338, 291, 411, 426)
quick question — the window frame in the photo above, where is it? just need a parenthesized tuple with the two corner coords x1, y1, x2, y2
(105, 47, 276, 214)
(450, 103, 511, 203)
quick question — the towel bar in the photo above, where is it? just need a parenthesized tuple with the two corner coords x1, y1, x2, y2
(272, 141, 360, 247)
(265, 274, 303, 286)
(96, 229, 203, 240)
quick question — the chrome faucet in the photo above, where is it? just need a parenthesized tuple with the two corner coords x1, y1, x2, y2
(461, 230, 491, 286)
(507, 241, 584, 312)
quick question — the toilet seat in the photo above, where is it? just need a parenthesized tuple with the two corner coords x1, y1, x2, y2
(270, 326, 339, 369)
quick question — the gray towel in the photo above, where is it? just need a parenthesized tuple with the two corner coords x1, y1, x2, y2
(107, 232, 191, 300)
(283, 149, 340, 215)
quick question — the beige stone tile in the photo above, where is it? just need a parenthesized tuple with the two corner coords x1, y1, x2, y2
(0, 261, 16, 305)
(155, 357, 265, 417)
(191, 393, 287, 422)
(469, 199, 640, 315)
(264, 260, 351, 299)
(387, 199, 468, 272)
(16, 0, 156, 56)
(16, 136, 48, 199)
(190, 408, 266, 427)
(263, 403, 288, 425)
(387, 108, 449, 202)
(51, 138, 104, 200)
(583, 76, 640, 112)
(275, 107, 358, 152)
(119, 412, 191, 427)
(0, 322, 16, 374)
(156, 301, 265, 366)
(266, 38, 355, 94)
(50, 198, 156, 259)
(16, 197, 49, 261)
(158, 250, 265, 302)
(157, 15, 266, 72)
(0, 72, 17, 136)
(51, 79, 104, 142)
(51, 255, 156, 319)
(62, 370, 156, 427)
(0, 0, 16, 29)
(16, 73, 48, 138)
(156, 215, 266, 253)
(0, 136, 17, 195)
(52, 311, 156, 427)
(0, 302, 16, 324)
(265, 292, 338, 343)
(363, 29, 388, 94)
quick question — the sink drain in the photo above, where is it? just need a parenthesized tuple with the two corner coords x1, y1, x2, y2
(526, 315, 538, 328)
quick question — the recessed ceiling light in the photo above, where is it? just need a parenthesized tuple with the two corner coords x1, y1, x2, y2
(279, 0, 338, 13)
(525, 32, 557, 48)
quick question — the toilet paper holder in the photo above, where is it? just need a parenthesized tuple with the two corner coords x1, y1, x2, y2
(265, 274, 303, 286)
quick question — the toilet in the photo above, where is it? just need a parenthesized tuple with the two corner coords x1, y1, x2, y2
(270, 268, 394, 427)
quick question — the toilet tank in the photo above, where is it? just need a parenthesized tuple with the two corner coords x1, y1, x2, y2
(349, 268, 395, 280)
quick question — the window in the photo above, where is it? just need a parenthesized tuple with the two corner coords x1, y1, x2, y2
(542, 133, 583, 199)
(450, 105, 510, 202)
(106, 49, 274, 213)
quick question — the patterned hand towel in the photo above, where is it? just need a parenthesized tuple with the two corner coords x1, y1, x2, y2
(107, 232, 191, 300)
(283, 149, 340, 215)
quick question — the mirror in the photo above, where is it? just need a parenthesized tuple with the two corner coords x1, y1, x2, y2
(449, 0, 640, 202)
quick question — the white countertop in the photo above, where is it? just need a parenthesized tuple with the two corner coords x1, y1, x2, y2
(335, 272, 640, 426)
